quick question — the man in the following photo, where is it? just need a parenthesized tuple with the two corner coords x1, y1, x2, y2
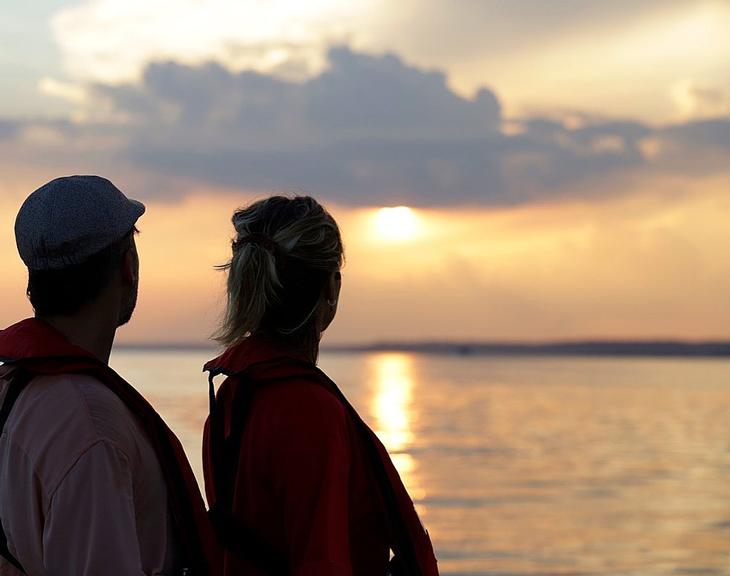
(0, 176, 218, 575)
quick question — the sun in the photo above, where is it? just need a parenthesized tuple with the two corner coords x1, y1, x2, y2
(372, 206, 420, 242)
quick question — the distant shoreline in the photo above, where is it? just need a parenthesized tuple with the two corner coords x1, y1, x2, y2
(115, 340, 730, 357)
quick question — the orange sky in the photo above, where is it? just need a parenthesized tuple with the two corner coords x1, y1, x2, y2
(1, 171, 728, 344)
(1, 1, 728, 343)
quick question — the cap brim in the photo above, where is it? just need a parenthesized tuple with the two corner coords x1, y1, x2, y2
(126, 198, 146, 230)
(128, 198, 146, 218)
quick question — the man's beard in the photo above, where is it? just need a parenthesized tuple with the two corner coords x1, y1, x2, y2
(117, 281, 138, 327)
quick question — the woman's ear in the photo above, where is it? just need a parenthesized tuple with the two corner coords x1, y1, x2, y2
(325, 270, 341, 305)
(319, 270, 341, 333)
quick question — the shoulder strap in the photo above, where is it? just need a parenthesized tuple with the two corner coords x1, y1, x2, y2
(37, 359, 213, 575)
(0, 368, 34, 574)
(308, 367, 422, 576)
(208, 372, 288, 575)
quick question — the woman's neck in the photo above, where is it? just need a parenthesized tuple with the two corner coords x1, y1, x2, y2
(256, 330, 320, 364)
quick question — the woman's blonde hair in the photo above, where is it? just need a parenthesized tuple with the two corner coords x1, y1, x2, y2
(214, 195, 344, 347)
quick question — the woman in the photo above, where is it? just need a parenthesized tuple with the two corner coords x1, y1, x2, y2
(202, 196, 439, 575)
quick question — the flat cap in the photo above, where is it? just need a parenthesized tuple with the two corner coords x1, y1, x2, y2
(15, 175, 145, 271)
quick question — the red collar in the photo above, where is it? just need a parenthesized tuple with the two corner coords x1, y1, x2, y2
(0, 318, 97, 363)
(204, 335, 313, 379)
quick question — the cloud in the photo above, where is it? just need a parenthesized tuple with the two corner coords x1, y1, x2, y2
(52, 0, 696, 83)
(671, 79, 730, 120)
(646, 118, 730, 175)
(43, 0, 730, 127)
(1, 47, 728, 206)
(51, 0, 381, 84)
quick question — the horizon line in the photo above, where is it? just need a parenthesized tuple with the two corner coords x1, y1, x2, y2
(114, 338, 730, 357)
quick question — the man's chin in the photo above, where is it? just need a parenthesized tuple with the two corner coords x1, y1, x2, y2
(117, 292, 138, 327)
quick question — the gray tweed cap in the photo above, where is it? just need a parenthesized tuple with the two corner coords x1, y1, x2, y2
(15, 175, 145, 271)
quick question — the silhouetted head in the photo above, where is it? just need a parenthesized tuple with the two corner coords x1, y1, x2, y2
(215, 196, 344, 351)
(26, 230, 139, 326)
(16, 175, 143, 326)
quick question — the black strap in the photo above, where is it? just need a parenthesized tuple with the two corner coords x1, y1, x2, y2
(0, 368, 33, 574)
(208, 372, 288, 575)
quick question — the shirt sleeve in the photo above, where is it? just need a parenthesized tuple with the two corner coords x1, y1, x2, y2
(43, 440, 146, 576)
(265, 388, 354, 576)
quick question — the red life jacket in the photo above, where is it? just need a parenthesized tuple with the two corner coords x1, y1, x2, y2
(204, 337, 439, 576)
(0, 318, 221, 575)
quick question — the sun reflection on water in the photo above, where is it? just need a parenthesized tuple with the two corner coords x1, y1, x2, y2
(369, 353, 428, 508)
(372, 353, 415, 450)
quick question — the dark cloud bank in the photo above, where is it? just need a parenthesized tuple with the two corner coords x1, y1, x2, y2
(4, 47, 729, 205)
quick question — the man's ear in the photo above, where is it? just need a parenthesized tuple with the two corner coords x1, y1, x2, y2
(120, 247, 136, 285)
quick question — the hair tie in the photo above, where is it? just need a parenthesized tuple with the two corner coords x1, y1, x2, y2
(232, 233, 280, 255)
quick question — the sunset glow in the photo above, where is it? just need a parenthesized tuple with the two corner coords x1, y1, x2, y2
(371, 207, 421, 243)
(0, 1, 727, 344)
(2, 5, 728, 574)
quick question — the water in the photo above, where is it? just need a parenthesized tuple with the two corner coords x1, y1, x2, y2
(110, 350, 730, 575)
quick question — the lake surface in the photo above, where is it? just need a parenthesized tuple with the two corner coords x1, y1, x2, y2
(110, 350, 730, 575)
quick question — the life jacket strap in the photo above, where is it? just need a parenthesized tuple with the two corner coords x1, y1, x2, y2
(0, 367, 34, 574)
(208, 371, 287, 575)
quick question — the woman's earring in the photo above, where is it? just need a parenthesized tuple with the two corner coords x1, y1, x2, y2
(326, 299, 337, 308)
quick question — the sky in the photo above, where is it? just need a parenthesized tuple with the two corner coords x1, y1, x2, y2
(0, 0, 728, 344)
